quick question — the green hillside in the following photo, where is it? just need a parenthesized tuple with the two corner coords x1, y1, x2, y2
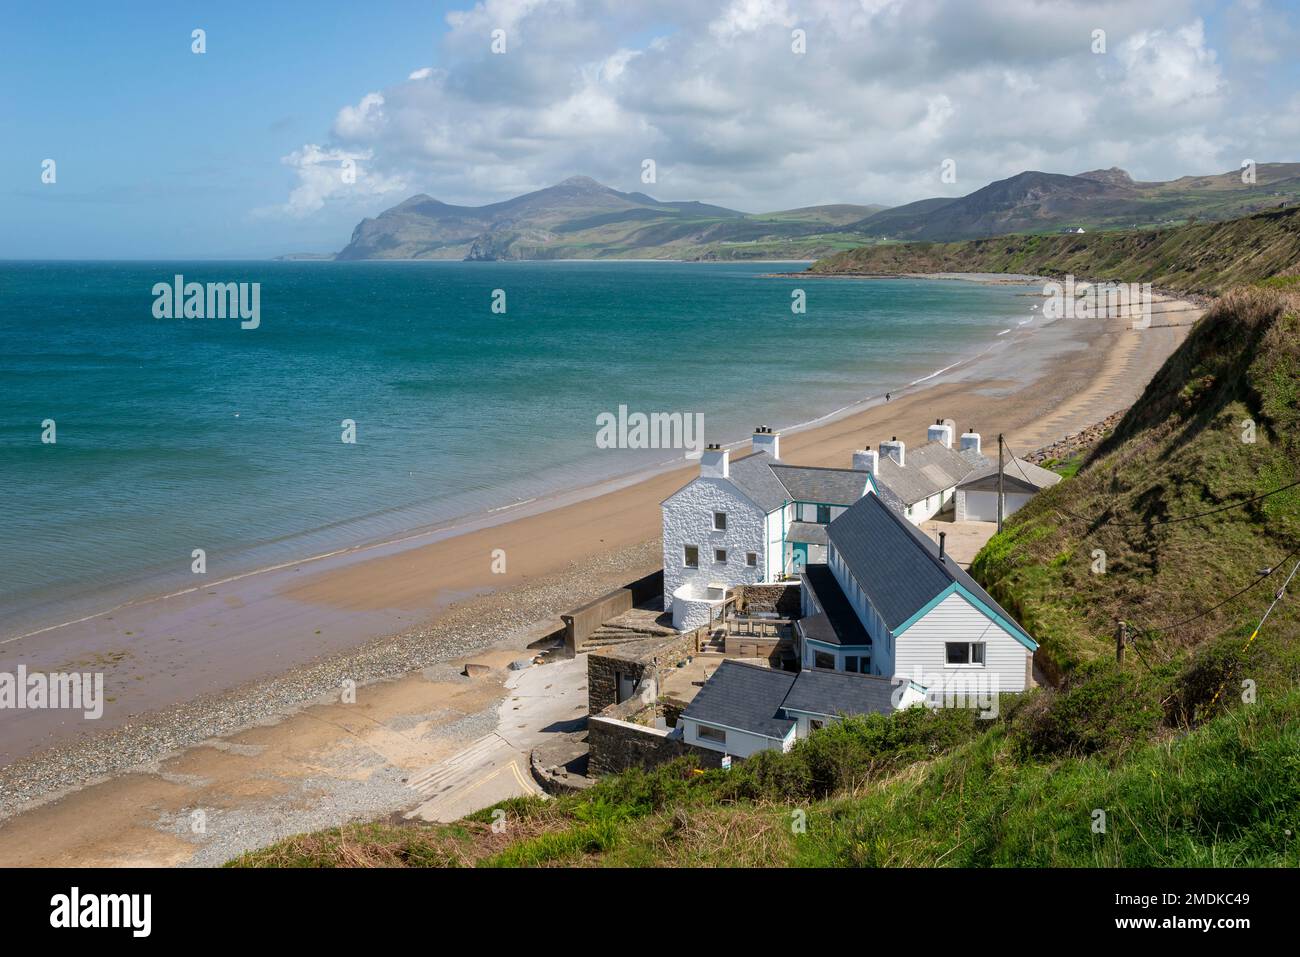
(810, 205, 1300, 296)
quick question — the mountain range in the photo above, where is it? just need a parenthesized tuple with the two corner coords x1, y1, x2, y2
(320, 164, 1300, 261)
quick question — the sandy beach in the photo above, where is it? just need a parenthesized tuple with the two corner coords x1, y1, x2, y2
(0, 286, 1202, 864)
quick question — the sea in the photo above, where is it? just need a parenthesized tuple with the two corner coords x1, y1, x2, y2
(0, 260, 1041, 637)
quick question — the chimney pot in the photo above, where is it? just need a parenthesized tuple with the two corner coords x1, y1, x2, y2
(701, 445, 730, 479)
(939, 531, 947, 559)
(752, 426, 780, 459)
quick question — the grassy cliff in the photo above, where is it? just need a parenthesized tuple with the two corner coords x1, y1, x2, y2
(808, 206, 1300, 296)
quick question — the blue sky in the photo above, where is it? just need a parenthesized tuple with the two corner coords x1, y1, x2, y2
(2, 1, 457, 258)
(4, 0, 1298, 259)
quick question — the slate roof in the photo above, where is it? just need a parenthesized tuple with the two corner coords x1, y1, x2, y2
(725, 451, 791, 513)
(770, 465, 871, 506)
(873, 442, 987, 506)
(680, 660, 796, 739)
(683, 662, 901, 741)
(786, 521, 828, 546)
(799, 564, 871, 647)
(958, 456, 1062, 493)
(782, 668, 900, 718)
(826, 493, 1036, 647)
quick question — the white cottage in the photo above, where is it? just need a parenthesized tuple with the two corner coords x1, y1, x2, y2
(854, 421, 988, 524)
(955, 456, 1062, 522)
(660, 428, 878, 630)
(797, 492, 1038, 694)
(678, 660, 926, 758)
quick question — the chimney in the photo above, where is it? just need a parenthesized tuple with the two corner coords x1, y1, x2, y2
(701, 444, 729, 479)
(752, 426, 780, 460)
(960, 429, 982, 455)
(939, 531, 947, 560)
(880, 436, 906, 467)
(927, 419, 954, 449)
(852, 446, 879, 474)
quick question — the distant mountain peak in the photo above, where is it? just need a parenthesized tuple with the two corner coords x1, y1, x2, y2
(1075, 167, 1135, 187)
(555, 175, 605, 189)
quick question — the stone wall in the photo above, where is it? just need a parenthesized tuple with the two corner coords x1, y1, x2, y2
(738, 582, 801, 617)
(587, 715, 724, 776)
(561, 569, 665, 656)
(586, 630, 700, 715)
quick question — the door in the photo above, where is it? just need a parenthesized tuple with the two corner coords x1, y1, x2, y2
(616, 671, 637, 703)
(791, 542, 808, 573)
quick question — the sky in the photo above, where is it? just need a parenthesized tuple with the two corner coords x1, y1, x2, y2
(3, 0, 1298, 259)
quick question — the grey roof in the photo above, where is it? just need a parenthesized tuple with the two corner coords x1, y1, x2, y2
(684, 660, 902, 741)
(782, 668, 899, 718)
(725, 451, 792, 513)
(680, 660, 797, 739)
(770, 465, 871, 506)
(826, 494, 1036, 647)
(799, 564, 871, 647)
(786, 521, 828, 545)
(958, 456, 1062, 493)
(873, 442, 987, 506)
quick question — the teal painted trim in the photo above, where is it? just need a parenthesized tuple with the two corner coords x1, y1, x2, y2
(891, 582, 1038, 652)
(891, 583, 958, 637)
(953, 584, 1039, 651)
(803, 637, 870, 653)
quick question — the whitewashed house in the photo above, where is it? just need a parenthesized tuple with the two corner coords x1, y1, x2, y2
(678, 660, 926, 759)
(955, 456, 1062, 522)
(661, 427, 879, 630)
(797, 492, 1038, 693)
(853, 421, 988, 524)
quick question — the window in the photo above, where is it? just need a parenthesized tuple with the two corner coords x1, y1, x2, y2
(714, 548, 728, 564)
(697, 724, 726, 744)
(684, 545, 699, 568)
(816, 504, 831, 524)
(746, 552, 757, 567)
(713, 511, 727, 531)
(809, 719, 825, 732)
(945, 642, 986, 666)
(845, 656, 862, 674)
(814, 650, 835, 670)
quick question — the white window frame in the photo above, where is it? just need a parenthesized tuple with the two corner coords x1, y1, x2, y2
(696, 723, 726, 744)
(712, 511, 727, 531)
(683, 545, 699, 568)
(746, 552, 757, 567)
(945, 641, 986, 667)
(714, 548, 728, 564)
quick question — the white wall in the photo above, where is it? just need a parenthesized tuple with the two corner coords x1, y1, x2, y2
(893, 591, 1032, 693)
(902, 485, 956, 524)
(680, 717, 792, 757)
(662, 478, 767, 611)
(956, 489, 1033, 523)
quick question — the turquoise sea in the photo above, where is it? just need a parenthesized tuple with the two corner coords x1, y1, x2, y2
(0, 260, 1037, 635)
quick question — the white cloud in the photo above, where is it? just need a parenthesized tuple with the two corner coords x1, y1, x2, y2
(263, 0, 1300, 218)
(257, 144, 407, 219)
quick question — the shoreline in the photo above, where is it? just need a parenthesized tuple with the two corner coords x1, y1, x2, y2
(0, 288, 1203, 825)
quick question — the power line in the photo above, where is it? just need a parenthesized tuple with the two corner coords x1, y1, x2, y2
(1133, 542, 1300, 638)
(1198, 556, 1300, 721)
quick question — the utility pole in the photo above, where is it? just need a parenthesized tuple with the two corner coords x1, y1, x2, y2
(1116, 620, 1126, 665)
(997, 433, 1005, 533)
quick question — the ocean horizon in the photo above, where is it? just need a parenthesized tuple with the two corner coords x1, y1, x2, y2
(1, 260, 1041, 637)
